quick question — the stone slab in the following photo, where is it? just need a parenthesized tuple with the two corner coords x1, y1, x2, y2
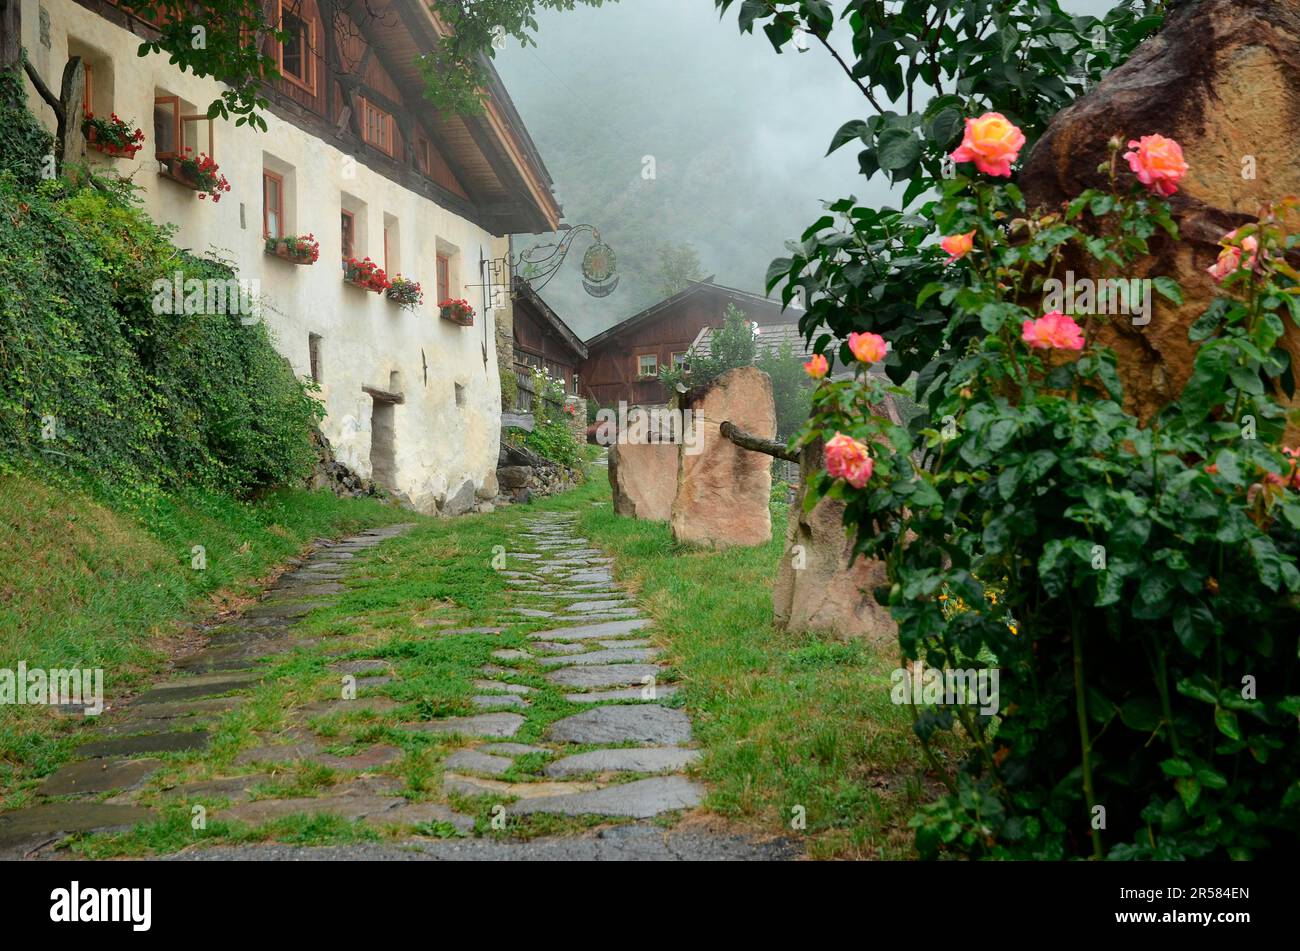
(38, 758, 163, 796)
(511, 776, 704, 818)
(546, 664, 663, 689)
(545, 706, 691, 745)
(402, 713, 525, 739)
(528, 619, 650, 642)
(544, 748, 701, 777)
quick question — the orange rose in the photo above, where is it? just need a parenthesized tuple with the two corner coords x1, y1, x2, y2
(803, 354, 829, 379)
(949, 112, 1025, 177)
(848, 331, 887, 365)
(825, 432, 874, 489)
(940, 230, 976, 262)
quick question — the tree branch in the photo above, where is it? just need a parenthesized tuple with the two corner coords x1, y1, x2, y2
(720, 421, 799, 461)
(23, 57, 63, 122)
(814, 31, 885, 114)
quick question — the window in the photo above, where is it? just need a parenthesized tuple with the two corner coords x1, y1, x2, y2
(671, 351, 688, 370)
(417, 139, 432, 176)
(340, 210, 354, 260)
(308, 333, 322, 383)
(277, 3, 315, 93)
(637, 354, 658, 378)
(263, 169, 284, 239)
(436, 253, 450, 303)
(359, 97, 393, 155)
(154, 95, 212, 161)
(82, 63, 93, 116)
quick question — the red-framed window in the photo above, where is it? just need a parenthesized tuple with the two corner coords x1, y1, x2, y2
(436, 253, 450, 302)
(277, 1, 316, 94)
(358, 97, 393, 156)
(263, 169, 284, 239)
(82, 63, 94, 116)
(153, 95, 213, 161)
(340, 210, 355, 260)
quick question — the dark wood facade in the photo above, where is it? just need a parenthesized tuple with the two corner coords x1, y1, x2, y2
(579, 280, 798, 407)
(81, 0, 561, 235)
(512, 280, 585, 409)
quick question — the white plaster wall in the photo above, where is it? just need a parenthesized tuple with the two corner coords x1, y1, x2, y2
(23, 0, 506, 513)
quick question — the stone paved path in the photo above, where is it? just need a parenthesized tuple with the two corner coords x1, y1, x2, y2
(0, 509, 790, 861)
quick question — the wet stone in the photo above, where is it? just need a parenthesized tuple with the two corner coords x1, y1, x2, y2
(538, 647, 660, 667)
(444, 750, 514, 776)
(546, 706, 691, 745)
(529, 619, 651, 642)
(470, 694, 527, 710)
(0, 802, 156, 853)
(39, 758, 163, 797)
(546, 664, 663, 689)
(471, 680, 532, 695)
(75, 731, 210, 758)
(510, 776, 704, 819)
(564, 685, 679, 704)
(402, 713, 525, 739)
(544, 748, 701, 778)
(159, 774, 276, 801)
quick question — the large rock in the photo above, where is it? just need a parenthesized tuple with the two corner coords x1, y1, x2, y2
(441, 480, 477, 517)
(670, 367, 776, 548)
(608, 438, 677, 521)
(1019, 0, 1300, 432)
(772, 437, 897, 644)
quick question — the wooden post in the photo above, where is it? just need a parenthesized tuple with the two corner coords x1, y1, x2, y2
(719, 421, 799, 462)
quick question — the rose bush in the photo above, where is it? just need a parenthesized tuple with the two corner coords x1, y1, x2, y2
(799, 125, 1300, 859)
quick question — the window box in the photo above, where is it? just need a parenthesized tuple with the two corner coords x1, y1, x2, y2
(83, 113, 144, 159)
(160, 149, 230, 201)
(343, 257, 390, 293)
(386, 276, 423, 310)
(439, 298, 475, 326)
(266, 234, 319, 265)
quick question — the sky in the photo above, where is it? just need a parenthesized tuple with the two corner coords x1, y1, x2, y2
(494, 0, 1124, 339)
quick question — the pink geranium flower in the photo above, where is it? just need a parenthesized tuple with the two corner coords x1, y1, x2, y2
(1122, 134, 1188, 197)
(1021, 310, 1085, 351)
(825, 432, 874, 489)
(949, 112, 1026, 178)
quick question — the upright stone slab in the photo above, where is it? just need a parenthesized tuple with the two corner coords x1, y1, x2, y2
(608, 436, 677, 522)
(671, 366, 776, 548)
(1019, 0, 1300, 435)
(773, 436, 896, 644)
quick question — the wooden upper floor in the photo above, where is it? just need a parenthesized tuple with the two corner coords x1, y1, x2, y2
(75, 0, 561, 235)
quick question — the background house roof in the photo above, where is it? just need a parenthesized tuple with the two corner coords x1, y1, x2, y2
(514, 279, 588, 360)
(583, 277, 800, 350)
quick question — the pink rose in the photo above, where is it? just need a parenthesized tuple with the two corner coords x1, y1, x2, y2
(804, 354, 829, 379)
(940, 230, 976, 262)
(1021, 310, 1085, 351)
(949, 112, 1026, 178)
(1122, 134, 1188, 198)
(825, 432, 874, 489)
(1206, 228, 1258, 282)
(848, 331, 888, 365)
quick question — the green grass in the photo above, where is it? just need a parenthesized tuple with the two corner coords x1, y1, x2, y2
(4, 460, 939, 859)
(0, 465, 412, 797)
(562, 480, 942, 860)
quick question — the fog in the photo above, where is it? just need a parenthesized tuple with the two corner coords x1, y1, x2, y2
(495, 0, 1123, 339)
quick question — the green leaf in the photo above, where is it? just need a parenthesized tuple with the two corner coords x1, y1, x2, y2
(1214, 706, 1242, 741)
(876, 129, 922, 171)
(1153, 276, 1183, 305)
(827, 119, 869, 156)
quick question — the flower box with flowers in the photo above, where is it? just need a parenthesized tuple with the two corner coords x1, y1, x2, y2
(82, 113, 144, 159)
(162, 148, 231, 202)
(439, 298, 475, 326)
(266, 234, 320, 265)
(386, 276, 423, 310)
(343, 257, 390, 293)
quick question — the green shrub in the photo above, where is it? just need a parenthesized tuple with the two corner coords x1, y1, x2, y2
(0, 66, 320, 497)
(806, 140, 1300, 860)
